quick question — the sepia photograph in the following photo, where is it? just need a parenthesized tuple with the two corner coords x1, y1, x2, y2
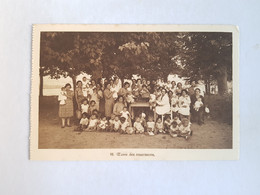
(30, 25, 239, 160)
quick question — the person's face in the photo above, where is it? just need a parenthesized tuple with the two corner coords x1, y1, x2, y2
(191, 81, 196, 86)
(174, 117, 178, 121)
(102, 117, 106, 121)
(97, 84, 100, 89)
(195, 89, 200, 95)
(177, 83, 182, 88)
(115, 78, 119, 84)
(137, 80, 141, 84)
(162, 89, 166, 95)
(111, 115, 115, 120)
(172, 123, 177, 128)
(183, 120, 189, 127)
(168, 91, 173, 97)
(91, 102, 95, 106)
(83, 77, 87, 82)
(115, 117, 119, 121)
(107, 84, 111, 90)
(119, 97, 123, 103)
(125, 84, 129, 89)
(65, 85, 71, 90)
(82, 115, 87, 119)
(91, 80, 95, 85)
(123, 108, 127, 112)
(182, 91, 187, 96)
(83, 101, 88, 105)
(157, 119, 162, 123)
(136, 118, 140, 122)
(91, 115, 96, 119)
(171, 81, 176, 87)
(78, 82, 82, 87)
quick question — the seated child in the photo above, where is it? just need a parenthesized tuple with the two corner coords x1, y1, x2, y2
(146, 116, 155, 136)
(134, 117, 144, 134)
(164, 116, 172, 133)
(155, 117, 165, 134)
(120, 107, 131, 121)
(140, 85, 150, 99)
(88, 100, 98, 115)
(173, 115, 182, 126)
(179, 118, 192, 140)
(86, 114, 98, 131)
(194, 97, 203, 112)
(81, 99, 89, 113)
(97, 116, 108, 131)
(77, 112, 89, 131)
(169, 121, 179, 137)
(108, 114, 115, 132)
(113, 116, 121, 132)
(58, 87, 67, 105)
(120, 117, 130, 134)
(149, 93, 156, 110)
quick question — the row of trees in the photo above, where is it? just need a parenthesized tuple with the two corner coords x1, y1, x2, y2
(40, 31, 232, 95)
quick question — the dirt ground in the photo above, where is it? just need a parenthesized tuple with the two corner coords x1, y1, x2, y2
(38, 96, 232, 149)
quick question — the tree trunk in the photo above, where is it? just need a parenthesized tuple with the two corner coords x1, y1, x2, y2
(39, 72, 43, 96)
(72, 75, 77, 93)
(217, 66, 228, 95)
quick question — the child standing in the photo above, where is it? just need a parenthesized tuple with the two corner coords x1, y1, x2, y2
(88, 100, 98, 115)
(81, 99, 89, 114)
(149, 93, 156, 110)
(58, 87, 67, 105)
(134, 117, 144, 134)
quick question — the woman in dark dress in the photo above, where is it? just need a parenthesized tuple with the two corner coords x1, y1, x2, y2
(190, 88, 205, 125)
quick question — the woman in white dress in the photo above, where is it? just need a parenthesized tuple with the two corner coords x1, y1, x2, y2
(155, 88, 170, 117)
(178, 89, 191, 120)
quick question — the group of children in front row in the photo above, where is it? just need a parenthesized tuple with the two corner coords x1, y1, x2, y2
(76, 99, 192, 140)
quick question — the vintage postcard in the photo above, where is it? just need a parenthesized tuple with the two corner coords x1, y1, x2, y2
(30, 24, 239, 160)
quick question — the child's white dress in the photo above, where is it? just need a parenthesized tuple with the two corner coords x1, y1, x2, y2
(88, 119, 98, 128)
(178, 95, 191, 116)
(58, 91, 67, 105)
(81, 104, 89, 113)
(134, 122, 144, 133)
(120, 111, 130, 120)
(80, 118, 89, 126)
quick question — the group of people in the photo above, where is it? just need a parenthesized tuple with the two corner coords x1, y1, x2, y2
(58, 76, 208, 139)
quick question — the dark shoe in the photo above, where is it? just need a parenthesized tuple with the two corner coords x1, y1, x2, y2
(61, 126, 65, 128)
